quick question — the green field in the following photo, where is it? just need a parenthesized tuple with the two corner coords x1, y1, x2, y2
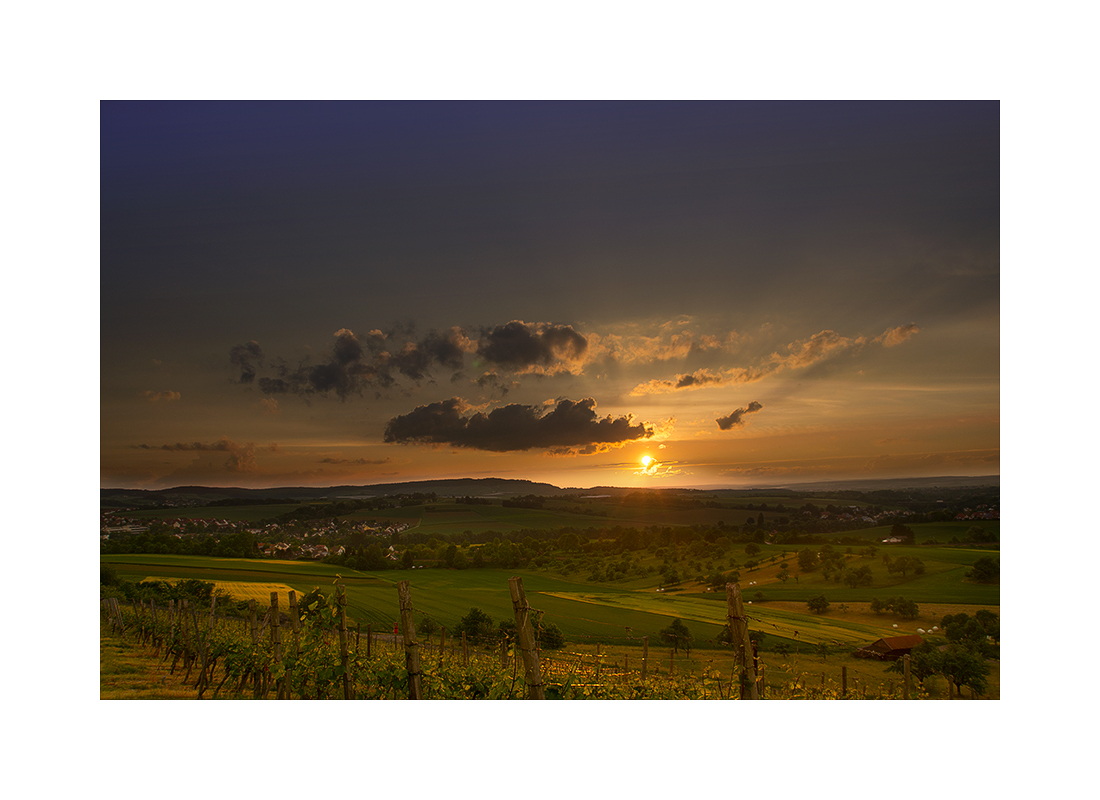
(103, 548, 997, 650)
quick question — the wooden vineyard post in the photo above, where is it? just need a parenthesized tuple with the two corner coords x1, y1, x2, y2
(595, 643, 601, 680)
(438, 627, 446, 668)
(501, 635, 508, 670)
(288, 591, 300, 659)
(365, 623, 372, 660)
(508, 577, 545, 699)
(842, 666, 848, 698)
(396, 581, 423, 700)
(726, 583, 759, 700)
(356, 622, 361, 656)
(190, 600, 210, 697)
(338, 585, 351, 700)
(270, 592, 283, 699)
(669, 649, 674, 675)
(903, 654, 911, 700)
(462, 631, 468, 667)
(208, 595, 217, 636)
(641, 636, 648, 680)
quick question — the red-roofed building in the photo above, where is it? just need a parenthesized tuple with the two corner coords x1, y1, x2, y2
(853, 635, 923, 660)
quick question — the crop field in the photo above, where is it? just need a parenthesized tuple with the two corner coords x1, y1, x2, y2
(102, 549, 996, 652)
(143, 577, 304, 605)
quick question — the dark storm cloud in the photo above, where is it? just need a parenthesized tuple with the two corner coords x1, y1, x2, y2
(477, 321, 587, 370)
(242, 327, 472, 400)
(717, 401, 763, 430)
(675, 371, 724, 389)
(384, 397, 652, 453)
(229, 341, 263, 384)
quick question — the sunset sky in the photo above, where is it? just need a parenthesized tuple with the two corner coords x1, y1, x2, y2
(101, 100, 999, 490)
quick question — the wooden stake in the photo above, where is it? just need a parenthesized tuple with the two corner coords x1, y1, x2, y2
(641, 636, 648, 680)
(439, 626, 446, 668)
(508, 577, 545, 699)
(338, 585, 351, 700)
(248, 600, 258, 646)
(726, 583, 759, 699)
(396, 581, 423, 700)
(903, 654, 911, 700)
(842, 666, 848, 697)
(462, 631, 468, 667)
(288, 591, 300, 658)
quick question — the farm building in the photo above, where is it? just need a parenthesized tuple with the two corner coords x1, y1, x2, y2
(853, 634, 923, 660)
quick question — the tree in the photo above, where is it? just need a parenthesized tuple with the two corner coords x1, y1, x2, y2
(887, 556, 925, 577)
(806, 594, 830, 614)
(401, 549, 414, 569)
(940, 643, 991, 696)
(744, 542, 761, 556)
(416, 615, 439, 638)
(659, 618, 694, 655)
(537, 622, 565, 650)
(798, 547, 817, 572)
(966, 556, 999, 583)
(455, 607, 496, 644)
(845, 564, 873, 588)
(893, 597, 919, 619)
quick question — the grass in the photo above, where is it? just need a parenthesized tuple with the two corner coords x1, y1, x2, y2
(102, 550, 998, 653)
(143, 577, 303, 605)
(100, 623, 195, 699)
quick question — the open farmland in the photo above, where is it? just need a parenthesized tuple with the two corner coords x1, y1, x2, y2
(102, 547, 996, 651)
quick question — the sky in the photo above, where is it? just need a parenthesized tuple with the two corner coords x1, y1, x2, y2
(100, 100, 999, 490)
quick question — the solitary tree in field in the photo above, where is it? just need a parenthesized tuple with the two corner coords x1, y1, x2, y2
(966, 556, 999, 583)
(659, 618, 694, 655)
(807, 594, 830, 614)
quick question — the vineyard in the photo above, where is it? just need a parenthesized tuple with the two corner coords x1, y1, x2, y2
(101, 577, 939, 700)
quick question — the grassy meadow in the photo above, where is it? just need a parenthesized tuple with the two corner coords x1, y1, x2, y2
(102, 540, 998, 652)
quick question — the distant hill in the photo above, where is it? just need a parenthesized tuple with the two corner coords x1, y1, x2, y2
(100, 477, 565, 507)
(750, 475, 999, 493)
(101, 474, 999, 508)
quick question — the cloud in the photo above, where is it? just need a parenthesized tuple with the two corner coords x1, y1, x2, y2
(134, 437, 258, 473)
(629, 324, 920, 396)
(874, 323, 921, 347)
(716, 401, 763, 430)
(770, 330, 859, 370)
(245, 327, 477, 399)
(584, 318, 743, 365)
(258, 398, 279, 415)
(229, 341, 263, 384)
(384, 397, 652, 453)
(477, 320, 587, 372)
(142, 390, 180, 402)
(630, 367, 767, 396)
(318, 457, 393, 465)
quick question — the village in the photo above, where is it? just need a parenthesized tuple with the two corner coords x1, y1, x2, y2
(100, 509, 410, 561)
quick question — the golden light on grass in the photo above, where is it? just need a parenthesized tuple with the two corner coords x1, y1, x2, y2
(145, 577, 301, 605)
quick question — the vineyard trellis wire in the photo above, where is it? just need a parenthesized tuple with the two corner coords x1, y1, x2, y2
(100, 579, 924, 700)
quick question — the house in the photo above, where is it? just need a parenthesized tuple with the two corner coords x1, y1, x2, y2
(853, 634, 923, 660)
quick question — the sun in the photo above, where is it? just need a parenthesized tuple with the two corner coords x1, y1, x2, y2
(640, 455, 654, 469)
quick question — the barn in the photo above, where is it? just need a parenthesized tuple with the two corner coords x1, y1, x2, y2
(853, 634, 923, 660)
